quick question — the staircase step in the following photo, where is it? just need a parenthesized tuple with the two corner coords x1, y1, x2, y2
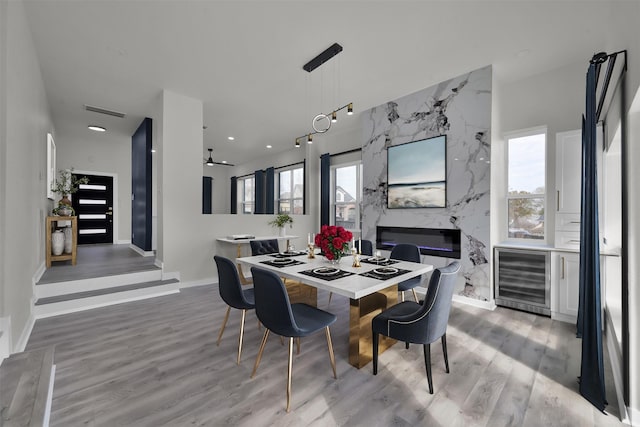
(35, 269, 163, 299)
(35, 279, 179, 305)
(33, 279, 180, 318)
(0, 347, 55, 427)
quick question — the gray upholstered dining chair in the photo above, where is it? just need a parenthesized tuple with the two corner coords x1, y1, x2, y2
(214, 255, 256, 365)
(250, 266, 337, 412)
(371, 261, 461, 394)
(390, 243, 422, 302)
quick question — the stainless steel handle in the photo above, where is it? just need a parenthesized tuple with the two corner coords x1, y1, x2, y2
(569, 221, 581, 224)
(569, 239, 580, 243)
(557, 190, 560, 211)
(561, 257, 565, 279)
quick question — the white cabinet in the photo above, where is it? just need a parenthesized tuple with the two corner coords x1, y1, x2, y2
(555, 130, 582, 214)
(553, 251, 580, 322)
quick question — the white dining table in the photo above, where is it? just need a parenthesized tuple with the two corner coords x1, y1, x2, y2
(237, 252, 434, 368)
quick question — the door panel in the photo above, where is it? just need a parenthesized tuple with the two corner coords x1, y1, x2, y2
(72, 174, 114, 244)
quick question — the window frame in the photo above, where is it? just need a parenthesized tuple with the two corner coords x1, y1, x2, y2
(330, 160, 363, 234)
(504, 126, 548, 243)
(276, 163, 304, 215)
(238, 175, 255, 215)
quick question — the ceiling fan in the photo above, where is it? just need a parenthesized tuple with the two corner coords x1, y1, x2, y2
(204, 148, 233, 166)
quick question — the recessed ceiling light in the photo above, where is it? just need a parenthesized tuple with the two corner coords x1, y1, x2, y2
(88, 125, 106, 132)
(266, 145, 272, 149)
(228, 136, 235, 141)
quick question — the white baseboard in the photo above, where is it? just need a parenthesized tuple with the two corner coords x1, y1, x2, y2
(154, 259, 163, 269)
(117, 239, 131, 245)
(0, 316, 11, 362)
(629, 406, 640, 427)
(15, 313, 36, 353)
(129, 244, 154, 257)
(179, 279, 215, 289)
(551, 311, 577, 324)
(452, 294, 496, 311)
(32, 262, 46, 286)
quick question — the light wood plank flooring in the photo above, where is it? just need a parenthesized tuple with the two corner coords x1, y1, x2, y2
(38, 244, 157, 285)
(25, 286, 623, 426)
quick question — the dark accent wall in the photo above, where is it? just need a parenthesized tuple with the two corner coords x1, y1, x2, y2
(131, 118, 152, 251)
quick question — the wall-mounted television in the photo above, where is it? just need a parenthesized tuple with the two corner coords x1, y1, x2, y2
(387, 135, 446, 208)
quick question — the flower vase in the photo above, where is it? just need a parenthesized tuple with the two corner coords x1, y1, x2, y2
(279, 227, 286, 237)
(63, 227, 73, 254)
(51, 230, 64, 256)
(327, 254, 342, 265)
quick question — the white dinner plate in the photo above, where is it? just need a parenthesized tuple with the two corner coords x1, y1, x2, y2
(272, 258, 295, 264)
(372, 267, 398, 275)
(312, 267, 340, 276)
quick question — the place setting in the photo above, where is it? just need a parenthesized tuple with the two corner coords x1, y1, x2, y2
(299, 266, 355, 281)
(260, 258, 306, 268)
(359, 266, 412, 280)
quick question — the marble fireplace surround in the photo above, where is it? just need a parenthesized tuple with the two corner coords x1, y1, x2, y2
(361, 65, 492, 304)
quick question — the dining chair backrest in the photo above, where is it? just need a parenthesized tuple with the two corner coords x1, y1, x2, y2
(390, 243, 421, 263)
(404, 261, 461, 343)
(214, 255, 254, 310)
(250, 239, 280, 255)
(251, 267, 299, 337)
(357, 239, 374, 256)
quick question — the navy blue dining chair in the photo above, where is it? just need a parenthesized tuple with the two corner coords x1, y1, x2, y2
(390, 243, 422, 302)
(214, 255, 256, 365)
(372, 261, 461, 394)
(250, 267, 337, 412)
(250, 239, 280, 255)
(356, 239, 374, 256)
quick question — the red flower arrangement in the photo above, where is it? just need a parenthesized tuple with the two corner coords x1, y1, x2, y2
(314, 225, 353, 261)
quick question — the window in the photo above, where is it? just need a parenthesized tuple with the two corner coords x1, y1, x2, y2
(238, 176, 254, 214)
(331, 162, 362, 232)
(277, 165, 304, 214)
(506, 128, 546, 240)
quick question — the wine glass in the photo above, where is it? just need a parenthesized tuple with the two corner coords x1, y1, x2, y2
(375, 250, 382, 264)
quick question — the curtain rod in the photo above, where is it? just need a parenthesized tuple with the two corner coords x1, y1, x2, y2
(274, 160, 305, 171)
(319, 147, 362, 158)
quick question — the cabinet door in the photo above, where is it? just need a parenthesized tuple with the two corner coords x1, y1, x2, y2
(557, 252, 580, 319)
(556, 130, 582, 214)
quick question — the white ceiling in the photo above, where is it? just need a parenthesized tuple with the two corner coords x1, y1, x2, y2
(22, 1, 624, 166)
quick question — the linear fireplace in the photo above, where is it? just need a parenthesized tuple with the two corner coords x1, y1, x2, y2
(376, 226, 461, 259)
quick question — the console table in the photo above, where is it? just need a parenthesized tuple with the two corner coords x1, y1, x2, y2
(45, 216, 77, 268)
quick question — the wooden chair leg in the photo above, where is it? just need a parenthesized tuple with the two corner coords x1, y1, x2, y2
(411, 288, 418, 302)
(372, 332, 379, 375)
(423, 343, 433, 394)
(237, 309, 246, 365)
(251, 329, 270, 378)
(217, 306, 231, 346)
(400, 291, 405, 302)
(286, 337, 294, 413)
(325, 327, 337, 379)
(442, 334, 450, 373)
(328, 291, 333, 306)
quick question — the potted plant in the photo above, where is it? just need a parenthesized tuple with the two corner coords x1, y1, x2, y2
(51, 168, 89, 214)
(269, 213, 294, 237)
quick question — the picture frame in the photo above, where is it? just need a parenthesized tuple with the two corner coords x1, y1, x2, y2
(47, 133, 56, 200)
(387, 135, 447, 208)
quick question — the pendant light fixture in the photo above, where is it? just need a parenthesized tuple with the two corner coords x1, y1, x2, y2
(293, 43, 354, 147)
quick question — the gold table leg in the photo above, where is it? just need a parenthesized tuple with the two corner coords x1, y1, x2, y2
(348, 284, 398, 369)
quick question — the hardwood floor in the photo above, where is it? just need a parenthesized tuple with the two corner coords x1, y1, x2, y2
(38, 244, 157, 285)
(25, 286, 623, 426)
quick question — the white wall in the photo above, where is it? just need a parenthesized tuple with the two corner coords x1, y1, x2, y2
(1, 0, 54, 352)
(56, 132, 132, 243)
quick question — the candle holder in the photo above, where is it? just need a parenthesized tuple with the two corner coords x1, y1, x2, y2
(307, 244, 316, 259)
(352, 248, 361, 268)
